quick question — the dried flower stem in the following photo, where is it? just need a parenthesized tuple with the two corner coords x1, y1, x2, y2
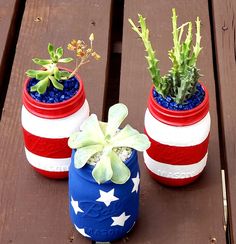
(68, 33, 100, 78)
(69, 59, 90, 78)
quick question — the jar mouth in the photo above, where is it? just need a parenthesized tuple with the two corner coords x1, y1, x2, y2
(148, 82, 209, 126)
(70, 149, 138, 185)
(22, 67, 86, 119)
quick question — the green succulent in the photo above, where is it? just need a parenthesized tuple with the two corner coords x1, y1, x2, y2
(129, 8, 202, 104)
(26, 43, 73, 94)
(68, 103, 150, 184)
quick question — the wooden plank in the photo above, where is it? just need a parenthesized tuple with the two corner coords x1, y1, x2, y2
(0, 0, 23, 113)
(0, 0, 112, 243)
(0, 0, 19, 75)
(211, 0, 236, 242)
(0, 0, 16, 69)
(118, 0, 226, 243)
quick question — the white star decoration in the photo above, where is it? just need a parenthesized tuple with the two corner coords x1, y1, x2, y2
(74, 224, 90, 238)
(71, 196, 84, 214)
(111, 212, 130, 227)
(131, 172, 140, 193)
(96, 189, 119, 207)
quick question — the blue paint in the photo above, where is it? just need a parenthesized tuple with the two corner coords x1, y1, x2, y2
(27, 76, 79, 103)
(69, 150, 140, 242)
(153, 82, 205, 110)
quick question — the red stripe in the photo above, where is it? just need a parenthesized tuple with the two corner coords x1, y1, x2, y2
(23, 128, 71, 158)
(145, 131, 209, 165)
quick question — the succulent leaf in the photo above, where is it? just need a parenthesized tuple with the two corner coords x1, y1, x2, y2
(58, 57, 73, 63)
(48, 43, 54, 56)
(59, 71, 71, 80)
(56, 47, 63, 59)
(30, 77, 49, 94)
(54, 67, 61, 80)
(106, 103, 128, 137)
(35, 70, 51, 80)
(68, 132, 81, 148)
(59, 70, 70, 78)
(80, 114, 105, 143)
(74, 145, 104, 169)
(92, 153, 113, 184)
(48, 76, 64, 90)
(69, 130, 104, 149)
(110, 151, 131, 184)
(111, 124, 151, 151)
(25, 69, 40, 78)
(99, 121, 108, 135)
(32, 58, 52, 65)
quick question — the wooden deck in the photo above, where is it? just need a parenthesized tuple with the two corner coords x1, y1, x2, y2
(0, 0, 235, 243)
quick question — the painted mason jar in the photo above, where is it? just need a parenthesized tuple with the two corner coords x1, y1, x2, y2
(21, 71, 89, 179)
(144, 83, 210, 186)
(69, 149, 140, 242)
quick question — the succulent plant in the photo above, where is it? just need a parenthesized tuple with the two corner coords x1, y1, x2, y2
(26, 43, 73, 94)
(129, 8, 202, 104)
(68, 103, 150, 184)
(26, 33, 100, 94)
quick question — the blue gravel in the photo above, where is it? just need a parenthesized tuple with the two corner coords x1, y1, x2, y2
(153, 83, 205, 111)
(27, 76, 79, 103)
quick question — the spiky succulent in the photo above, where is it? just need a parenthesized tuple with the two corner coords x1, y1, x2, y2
(26, 43, 73, 94)
(129, 8, 202, 104)
(68, 103, 150, 184)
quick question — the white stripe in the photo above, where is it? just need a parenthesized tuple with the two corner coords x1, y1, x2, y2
(25, 147, 70, 172)
(21, 100, 89, 138)
(143, 151, 207, 179)
(144, 109, 210, 146)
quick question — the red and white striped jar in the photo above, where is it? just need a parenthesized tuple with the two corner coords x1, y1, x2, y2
(21, 71, 89, 179)
(144, 83, 210, 186)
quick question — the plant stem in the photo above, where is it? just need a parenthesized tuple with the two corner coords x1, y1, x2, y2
(69, 59, 90, 78)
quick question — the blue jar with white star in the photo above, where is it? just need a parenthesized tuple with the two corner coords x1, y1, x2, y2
(69, 149, 140, 242)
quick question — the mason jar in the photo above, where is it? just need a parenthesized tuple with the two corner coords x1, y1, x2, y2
(21, 70, 89, 179)
(144, 83, 210, 186)
(69, 149, 140, 242)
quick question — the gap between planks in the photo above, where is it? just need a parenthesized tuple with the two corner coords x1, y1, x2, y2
(102, 0, 124, 121)
(208, 0, 231, 243)
(0, 0, 26, 120)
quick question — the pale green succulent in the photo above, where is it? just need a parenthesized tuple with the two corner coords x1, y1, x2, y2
(129, 9, 202, 104)
(68, 103, 150, 184)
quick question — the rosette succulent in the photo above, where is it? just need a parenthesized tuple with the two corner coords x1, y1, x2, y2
(129, 8, 202, 104)
(68, 103, 150, 184)
(26, 43, 73, 94)
(26, 34, 100, 94)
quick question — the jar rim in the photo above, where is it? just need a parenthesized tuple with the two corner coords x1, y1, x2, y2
(148, 81, 209, 126)
(22, 67, 86, 119)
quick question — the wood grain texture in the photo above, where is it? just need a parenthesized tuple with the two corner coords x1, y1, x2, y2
(118, 0, 226, 243)
(0, 0, 18, 72)
(211, 0, 236, 242)
(0, 0, 112, 243)
(0, 0, 23, 112)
